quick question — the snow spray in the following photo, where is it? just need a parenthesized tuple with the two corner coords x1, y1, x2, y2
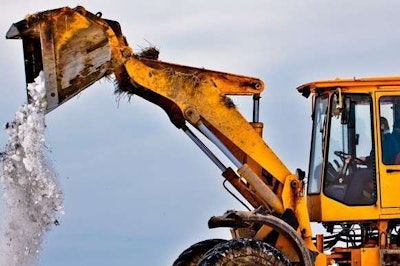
(0, 72, 63, 266)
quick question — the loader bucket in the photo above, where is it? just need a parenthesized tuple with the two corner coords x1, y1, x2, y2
(6, 6, 128, 112)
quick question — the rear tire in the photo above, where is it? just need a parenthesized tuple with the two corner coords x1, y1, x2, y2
(173, 239, 227, 266)
(198, 238, 291, 266)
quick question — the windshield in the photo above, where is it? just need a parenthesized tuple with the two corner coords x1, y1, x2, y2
(324, 94, 376, 205)
(308, 93, 376, 206)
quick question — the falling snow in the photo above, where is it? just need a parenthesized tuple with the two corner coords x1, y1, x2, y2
(0, 72, 63, 266)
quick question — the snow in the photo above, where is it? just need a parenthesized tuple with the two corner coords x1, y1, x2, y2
(0, 72, 63, 266)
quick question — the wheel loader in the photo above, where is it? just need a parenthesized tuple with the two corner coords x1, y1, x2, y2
(6, 6, 400, 265)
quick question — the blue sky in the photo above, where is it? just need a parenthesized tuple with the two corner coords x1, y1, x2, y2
(1, 1, 400, 265)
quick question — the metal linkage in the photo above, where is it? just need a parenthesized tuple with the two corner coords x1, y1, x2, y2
(196, 123, 242, 169)
(253, 94, 261, 123)
(183, 126, 227, 172)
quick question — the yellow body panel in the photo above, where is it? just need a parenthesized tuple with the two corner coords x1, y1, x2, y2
(123, 58, 292, 184)
(375, 90, 400, 210)
(303, 82, 400, 222)
(326, 247, 381, 266)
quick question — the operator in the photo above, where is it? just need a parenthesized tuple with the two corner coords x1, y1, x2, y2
(381, 117, 398, 164)
(391, 120, 400, 163)
(342, 153, 374, 205)
(343, 117, 397, 204)
(392, 120, 400, 140)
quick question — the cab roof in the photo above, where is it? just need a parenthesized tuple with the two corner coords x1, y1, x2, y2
(297, 76, 400, 98)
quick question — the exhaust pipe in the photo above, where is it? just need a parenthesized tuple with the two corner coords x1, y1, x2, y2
(6, 6, 129, 112)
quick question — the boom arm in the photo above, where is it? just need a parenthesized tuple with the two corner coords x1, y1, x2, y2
(7, 7, 315, 251)
(123, 56, 290, 213)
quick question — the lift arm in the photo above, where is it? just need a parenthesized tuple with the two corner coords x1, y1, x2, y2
(7, 5, 304, 221)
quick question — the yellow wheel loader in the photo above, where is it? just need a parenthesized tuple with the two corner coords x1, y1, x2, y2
(6, 6, 400, 265)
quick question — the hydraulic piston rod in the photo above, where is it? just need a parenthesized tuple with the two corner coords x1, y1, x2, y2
(195, 120, 284, 214)
(183, 126, 226, 172)
(197, 123, 243, 169)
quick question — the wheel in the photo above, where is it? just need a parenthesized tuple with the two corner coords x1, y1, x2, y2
(173, 239, 227, 266)
(334, 150, 351, 162)
(198, 238, 291, 266)
(334, 150, 364, 165)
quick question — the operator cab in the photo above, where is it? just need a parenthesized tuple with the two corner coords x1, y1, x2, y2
(298, 77, 400, 222)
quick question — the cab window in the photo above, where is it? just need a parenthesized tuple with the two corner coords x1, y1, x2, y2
(307, 95, 328, 194)
(379, 96, 400, 164)
(323, 94, 376, 206)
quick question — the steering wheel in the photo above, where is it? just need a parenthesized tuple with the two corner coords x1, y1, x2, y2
(334, 151, 365, 165)
(333, 151, 365, 184)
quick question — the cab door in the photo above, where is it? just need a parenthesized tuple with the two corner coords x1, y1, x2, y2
(376, 91, 400, 208)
